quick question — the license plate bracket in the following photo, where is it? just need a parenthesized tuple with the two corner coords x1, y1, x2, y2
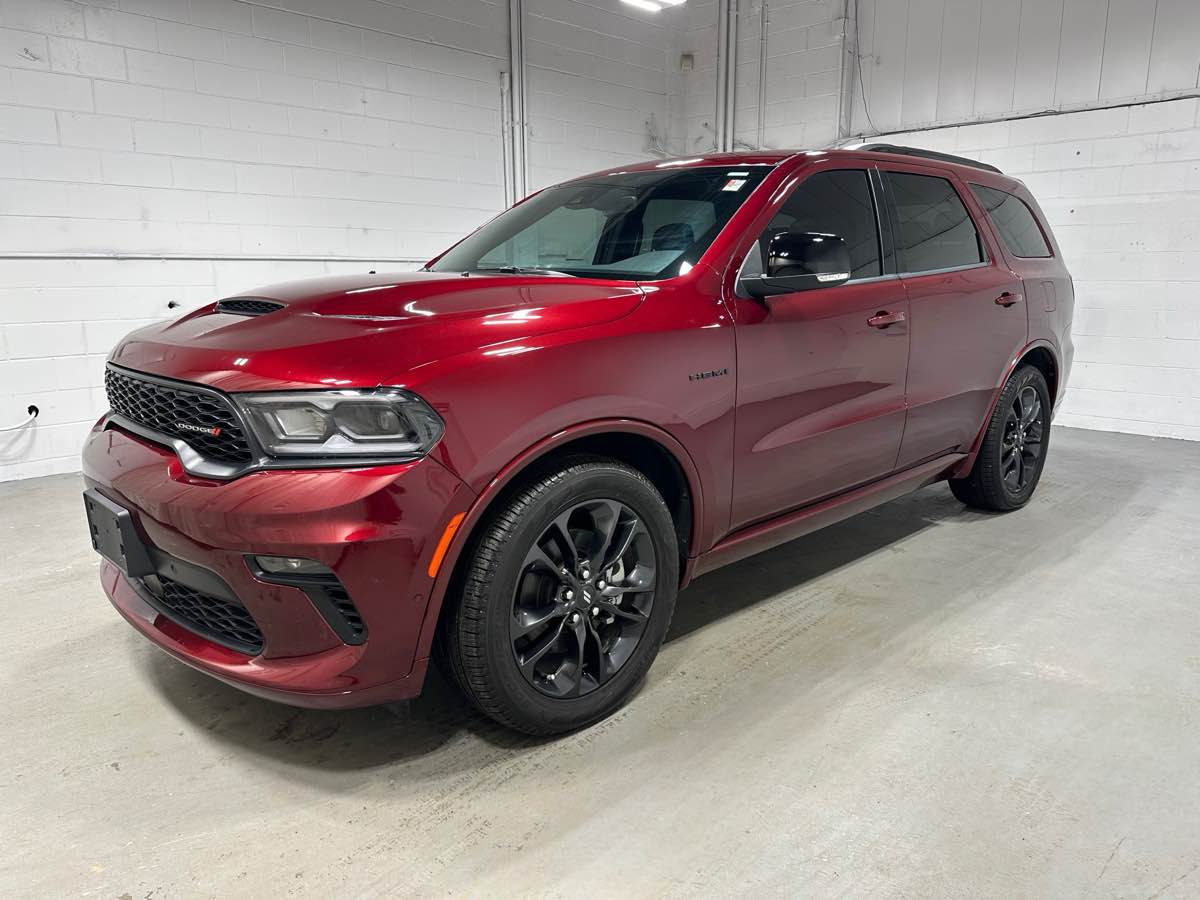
(83, 489, 155, 578)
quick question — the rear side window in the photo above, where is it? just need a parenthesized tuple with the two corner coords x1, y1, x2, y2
(758, 169, 881, 278)
(970, 184, 1052, 258)
(885, 172, 983, 273)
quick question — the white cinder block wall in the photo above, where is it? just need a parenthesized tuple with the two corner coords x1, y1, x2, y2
(679, 0, 844, 152)
(851, 0, 1200, 442)
(0, 0, 681, 482)
(678, 0, 719, 152)
(732, 0, 842, 149)
(524, 0, 682, 189)
(881, 101, 1200, 442)
(4, 0, 1199, 482)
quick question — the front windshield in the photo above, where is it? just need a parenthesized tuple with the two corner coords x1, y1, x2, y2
(429, 165, 774, 281)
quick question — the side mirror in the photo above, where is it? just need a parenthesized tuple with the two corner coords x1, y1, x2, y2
(739, 231, 852, 298)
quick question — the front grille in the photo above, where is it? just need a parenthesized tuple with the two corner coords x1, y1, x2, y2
(216, 298, 284, 316)
(144, 574, 264, 655)
(326, 583, 366, 641)
(105, 367, 253, 466)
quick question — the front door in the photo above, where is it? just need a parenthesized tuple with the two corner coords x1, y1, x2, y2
(729, 167, 911, 531)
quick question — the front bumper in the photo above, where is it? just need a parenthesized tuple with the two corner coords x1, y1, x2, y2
(82, 420, 474, 708)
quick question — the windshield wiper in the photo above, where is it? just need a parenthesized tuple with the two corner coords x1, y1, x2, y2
(471, 265, 574, 277)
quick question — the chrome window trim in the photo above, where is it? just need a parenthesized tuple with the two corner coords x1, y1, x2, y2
(896, 260, 992, 278)
(845, 273, 901, 286)
(732, 259, 902, 296)
(732, 257, 983, 296)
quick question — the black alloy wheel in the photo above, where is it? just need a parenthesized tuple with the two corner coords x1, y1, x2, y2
(950, 364, 1052, 511)
(437, 456, 679, 735)
(511, 499, 657, 698)
(1000, 384, 1045, 492)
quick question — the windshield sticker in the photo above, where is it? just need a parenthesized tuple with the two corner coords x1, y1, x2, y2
(722, 178, 747, 192)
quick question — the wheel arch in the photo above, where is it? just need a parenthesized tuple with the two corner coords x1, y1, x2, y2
(951, 339, 1061, 479)
(414, 419, 704, 662)
(1018, 344, 1059, 408)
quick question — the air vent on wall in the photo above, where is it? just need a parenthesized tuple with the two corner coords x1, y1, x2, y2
(216, 298, 285, 316)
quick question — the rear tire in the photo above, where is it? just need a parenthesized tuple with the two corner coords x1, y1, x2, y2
(949, 364, 1051, 512)
(438, 456, 679, 735)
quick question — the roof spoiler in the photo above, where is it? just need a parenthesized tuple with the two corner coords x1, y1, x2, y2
(855, 143, 1003, 174)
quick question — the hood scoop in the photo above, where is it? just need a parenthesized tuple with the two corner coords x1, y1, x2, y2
(216, 297, 285, 316)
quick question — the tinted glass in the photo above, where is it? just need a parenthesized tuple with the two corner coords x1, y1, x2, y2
(751, 169, 881, 279)
(886, 172, 983, 273)
(430, 166, 772, 280)
(971, 184, 1051, 258)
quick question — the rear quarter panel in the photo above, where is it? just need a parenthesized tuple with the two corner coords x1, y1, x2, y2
(963, 172, 1074, 410)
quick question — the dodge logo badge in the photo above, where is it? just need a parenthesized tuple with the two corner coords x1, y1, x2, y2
(176, 421, 222, 437)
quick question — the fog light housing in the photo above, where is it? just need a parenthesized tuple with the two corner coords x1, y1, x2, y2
(254, 555, 330, 576)
(248, 555, 367, 645)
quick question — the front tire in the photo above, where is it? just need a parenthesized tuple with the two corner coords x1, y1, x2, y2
(950, 364, 1051, 511)
(439, 456, 679, 735)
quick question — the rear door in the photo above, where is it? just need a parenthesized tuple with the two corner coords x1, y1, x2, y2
(881, 164, 1027, 468)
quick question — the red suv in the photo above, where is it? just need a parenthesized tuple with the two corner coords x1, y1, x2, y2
(82, 145, 1073, 734)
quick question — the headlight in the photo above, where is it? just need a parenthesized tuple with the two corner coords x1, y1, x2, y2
(235, 389, 443, 459)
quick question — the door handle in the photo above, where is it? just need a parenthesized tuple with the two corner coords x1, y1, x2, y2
(995, 291, 1023, 307)
(867, 310, 906, 329)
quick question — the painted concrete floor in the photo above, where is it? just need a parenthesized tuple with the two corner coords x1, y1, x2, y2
(3, 426, 1199, 898)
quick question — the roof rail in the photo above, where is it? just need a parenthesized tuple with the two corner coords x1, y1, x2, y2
(855, 143, 1003, 174)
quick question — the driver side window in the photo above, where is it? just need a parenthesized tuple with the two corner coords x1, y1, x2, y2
(753, 169, 882, 280)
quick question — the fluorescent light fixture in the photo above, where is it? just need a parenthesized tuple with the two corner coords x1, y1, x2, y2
(659, 0, 687, 4)
(621, 0, 664, 10)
